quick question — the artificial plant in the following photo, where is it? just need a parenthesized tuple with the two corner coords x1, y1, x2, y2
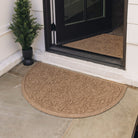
(9, 0, 42, 50)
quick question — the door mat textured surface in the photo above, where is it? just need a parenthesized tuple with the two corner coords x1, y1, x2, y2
(22, 62, 127, 118)
(64, 34, 123, 58)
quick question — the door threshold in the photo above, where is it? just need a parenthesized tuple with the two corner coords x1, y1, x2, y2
(48, 45, 125, 69)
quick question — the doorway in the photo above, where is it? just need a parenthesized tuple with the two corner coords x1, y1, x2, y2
(64, 0, 124, 58)
(43, 0, 128, 69)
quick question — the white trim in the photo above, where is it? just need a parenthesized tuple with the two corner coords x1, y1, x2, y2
(128, 2, 138, 5)
(50, 0, 57, 44)
(0, 30, 11, 37)
(0, 24, 11, 37)
(33, 50, 138, 87)
(50, 0, 54, 44)
(32, 10, 43, 12)
(0, 50, 22, 77)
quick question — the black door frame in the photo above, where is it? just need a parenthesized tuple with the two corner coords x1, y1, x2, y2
(43, 0, 128, 69)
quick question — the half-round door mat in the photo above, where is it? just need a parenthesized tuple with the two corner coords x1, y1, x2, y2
(22, 62, 127, 118)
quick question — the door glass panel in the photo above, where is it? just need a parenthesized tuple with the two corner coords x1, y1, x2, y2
(87, 0, 105, 20)
(64, 0, 84, 25)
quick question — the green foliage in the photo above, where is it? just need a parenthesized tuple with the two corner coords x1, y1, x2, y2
(9, 0, 42, 50)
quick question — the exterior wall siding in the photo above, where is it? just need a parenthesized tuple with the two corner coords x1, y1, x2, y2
(0, 0, 19, 63)
(126, 0, 138, 79)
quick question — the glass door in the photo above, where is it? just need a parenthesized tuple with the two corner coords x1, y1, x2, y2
(55, 0, 112, 45)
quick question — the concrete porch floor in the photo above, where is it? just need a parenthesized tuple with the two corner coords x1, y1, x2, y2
(0, 62, 138, 138)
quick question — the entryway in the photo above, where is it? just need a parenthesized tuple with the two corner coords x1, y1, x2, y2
(43, 0, 128, 69)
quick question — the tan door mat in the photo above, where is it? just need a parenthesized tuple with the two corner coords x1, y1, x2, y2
(22, 62, 127, 118)
(64, 34, 123, 58)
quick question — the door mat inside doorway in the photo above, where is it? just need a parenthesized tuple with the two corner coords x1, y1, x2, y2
(64, 34, 123, 58)
(22, 62, 127, 118)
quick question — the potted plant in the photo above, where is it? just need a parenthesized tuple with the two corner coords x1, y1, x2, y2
(9, 0, 41, 66)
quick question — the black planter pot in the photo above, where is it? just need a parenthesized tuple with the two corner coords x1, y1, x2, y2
(22, 47, 34, 66)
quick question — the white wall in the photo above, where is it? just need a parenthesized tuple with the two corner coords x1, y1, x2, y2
(0, 0, 22, 76)
(0, 1, 19, 63)
(126, 0, 138, 82)
(31, 0, 45, 52)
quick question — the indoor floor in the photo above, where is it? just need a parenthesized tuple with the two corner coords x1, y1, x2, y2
(64, 33, 123, 58)
(64, 25, 124, 58)
(0, 62, 137, 138)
